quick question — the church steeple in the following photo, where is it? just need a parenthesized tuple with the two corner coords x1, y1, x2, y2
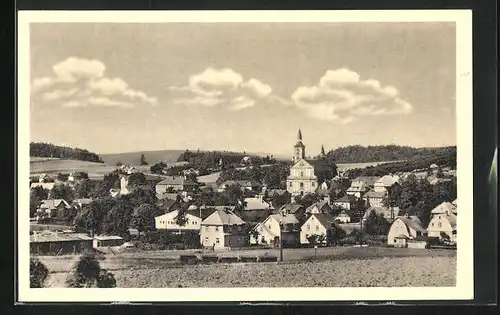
(321, 145, 326, 157)
(293, 128, 306, 163)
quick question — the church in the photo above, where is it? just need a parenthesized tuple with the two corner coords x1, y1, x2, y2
(286, 129, 335, 197)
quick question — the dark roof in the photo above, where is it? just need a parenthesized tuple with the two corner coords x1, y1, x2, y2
(237, 209, 273, 223)
(397, 216, 427, 233)
(279, 204, 305, 214)
(334, 195, 357, 203)
(186, 208, 217, 220)
(157, 176, 198, 186)
(362, 190, 386, 199)
(312, 213, 338, 229)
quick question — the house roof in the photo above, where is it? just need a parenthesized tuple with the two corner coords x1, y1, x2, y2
(431, 202, 457, 214)
(279, 203, 304, 214)
(74, 198, 93, 205)
(238, 209, 273, 223)
(363, 190, 387, 199)
(364, 206, 400, 220)
(306, 200, 330, 213)
(155, 209, 201, 220)
(30, 182, 55, 190)
(94, 235, 124, 241)
(347, 182, 368, 192)
(333, 195, 357, 203)
(244, 197, 272, 210)
(201, 209, 246, 226)
(310, 213, 337, 229)
(397, 216, 427, 233)
(30, 232, 93, 243)
(157, 176, 198, 186)
(352, 176, 381, 187)
(40, 199, 71, 209)
(375, 175, 400, 187)
(270, 213, 300, 225)
(335, 210, 351, 218)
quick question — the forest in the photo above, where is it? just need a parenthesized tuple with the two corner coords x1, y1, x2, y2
(30, 142, 104, 163)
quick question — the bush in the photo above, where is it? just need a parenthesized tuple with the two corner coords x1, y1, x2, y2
(65, 252, 117, 288)
(30, 258, 49, 288)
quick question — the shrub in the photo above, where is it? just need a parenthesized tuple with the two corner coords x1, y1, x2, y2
(65, 252, 117, 288)
(30, 258, 49, 288)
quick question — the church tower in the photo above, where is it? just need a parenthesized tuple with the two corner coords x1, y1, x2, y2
(293, 128, 306, 163)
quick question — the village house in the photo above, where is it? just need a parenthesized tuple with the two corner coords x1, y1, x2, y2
(300, 213, 338, 245)
(30, 231, 93, 255)
(250, 212, 301, 247)
(345, 181, 370, 198)
(243, 195, 273, 211)
(334, 210, 351, 223)
(200, 209, 247, 250)
(362, 190, 387, 208)
(374, 175, 400, 193)
(332, 194, 357, 210)
(387, 214, 427, 248)
(427, 201, 457, 243)
(93, 235, 124, 249)
(36, 199, 73, 221)
(286, 130, 334, 197)
(155, 176, 199, 194)
(277, 203, 306, 221)
(30, 181, 55, 191)
(305, 200, 332, 215)
(155, 210, 202, 232)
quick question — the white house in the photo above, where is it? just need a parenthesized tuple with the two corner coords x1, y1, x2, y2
(427, 201, 457, 242)
(387, 215, 427, 247)
(250, 213, 300, 246)
(346, 182, 369, 198)
(332, 195, 357, 210)
(374, 175, 400, 193)
(243, 196, 273, 211)
(362, 190, 387, 208)
(200, 209, 247, 250)
(300, 213, 337, 245)
(155, 210, 202, 232)
(334, 210, 351, 223)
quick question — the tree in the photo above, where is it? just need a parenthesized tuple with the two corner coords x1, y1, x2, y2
(102, 201, 133, 237)
(30, 186, 49, 217)
(128, 172, 147, 187)
(295, 193, 322, 209)
(224, 184, 242, 205)
(326, 224, 347, 246)
(49, 183, 74, 201)
(74, 180, 97, 199)
(140, 154, 148, 166)
(130, 203, 158, 235)
(174, 202, 190, 226)
(306, 234, 320, 246)
(269, 191, 291, 209)
(30, 258, 49, 288)
(57, 173, 69, 181)
(116, 161, 123, 166)
(65, 253, 116, 288)
(364, 211, 391, 235)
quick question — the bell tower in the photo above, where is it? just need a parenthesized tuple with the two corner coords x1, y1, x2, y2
(293, 128, 306, 163)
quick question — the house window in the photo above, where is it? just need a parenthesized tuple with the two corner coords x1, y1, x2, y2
(316, 225, 319, 231)
(289, 182, 292, 187)
(431, 223, 434, 227)
(312, 182, 316, 187)
(300, 172, 304, 177)
(394, 239, 397, 243)
(452, 230, 457, 235)
(307, 224, 310, 230)
(237, 225, 242, 232)
(215, 238, 220, 244)
(215, 226, 219, 231)
(300, 182, 304, 188)
(437, 222, 442, 228)
(228, 226, 232, 233)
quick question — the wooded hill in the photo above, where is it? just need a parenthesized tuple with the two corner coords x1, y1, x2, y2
(30, 142, 104, 163)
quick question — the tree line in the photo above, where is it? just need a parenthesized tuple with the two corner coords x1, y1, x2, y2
(30, 142, 104, 163)
(326, 144, 457, 164)
(216, 163, 291, 188)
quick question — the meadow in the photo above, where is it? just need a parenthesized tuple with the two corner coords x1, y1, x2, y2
(37, 247, 456, 288)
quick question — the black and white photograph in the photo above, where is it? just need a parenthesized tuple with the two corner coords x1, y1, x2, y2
(17, 10, 473, 302)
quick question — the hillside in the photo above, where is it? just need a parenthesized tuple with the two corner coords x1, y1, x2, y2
(30, 142, 104, 163)
(326, 145, 457, 164)
(101, 150, 289, 166)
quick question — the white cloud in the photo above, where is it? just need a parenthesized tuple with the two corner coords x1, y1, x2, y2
(170, 68, 272, 111)
(290, 68, 413, 123)
(31, 57, 157, 108)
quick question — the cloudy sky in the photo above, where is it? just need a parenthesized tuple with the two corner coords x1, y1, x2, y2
(29, 22, 456, 156)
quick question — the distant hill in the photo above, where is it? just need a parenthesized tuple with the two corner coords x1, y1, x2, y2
(100, 149, 289, 166)
(325, 145, 457, 164)
(30, 142, 104, 163)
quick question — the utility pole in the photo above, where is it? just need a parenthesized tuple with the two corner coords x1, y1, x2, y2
(279, 220, 284, 262)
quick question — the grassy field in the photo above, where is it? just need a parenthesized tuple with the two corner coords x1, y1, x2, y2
(36, 246, 456, 288)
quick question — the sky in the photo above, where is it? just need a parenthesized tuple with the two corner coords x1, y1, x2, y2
(29, 22, 456, 157)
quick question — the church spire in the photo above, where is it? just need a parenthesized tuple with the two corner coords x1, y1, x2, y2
(297, 128, 302, 141)
(321, 145, 326, 156)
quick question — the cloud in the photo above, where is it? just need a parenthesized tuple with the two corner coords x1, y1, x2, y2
(170, 67, 272, 111)
(31, 57, 158, 108)
(290, 68, 413, 123)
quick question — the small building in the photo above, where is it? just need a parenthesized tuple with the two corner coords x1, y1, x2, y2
(334, 210, 351, 223)
(387, 215, 427, 247)
(250, 213, 301, 247)
(332, 195, 357, 210)
(156, 176, 199, 193)
(93, 235, 124, 248)
(200, 209, 248, 250)
(155, 210, 202, 232)
(300, 213, 337, 245)
(345, 182, 370, 198)
(427, 202, 457, 242)
(30, 182, 55, 191)
(30, 231, 93, 255)
(374, 175, 400, 193)
(36, 199, 73, 221)
(362, 190, 387, 208)
(305, 200, 332, 215)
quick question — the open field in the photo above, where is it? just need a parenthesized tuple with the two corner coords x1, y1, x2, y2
(36, 246, 456, 287)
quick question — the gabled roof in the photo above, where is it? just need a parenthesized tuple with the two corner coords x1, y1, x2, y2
(40, 199, 71, 209)
(352, 176, 381, 187)
(306, 200, 330, 213)
(431, 202, 457, 214)
(155, 209, 201, 220)
(333, 195, 357, 203)
(201, 209, 246, 226)
(269, 213, 300, 225)
(244, 197, 272, 210)
(362, 190, 387, 199)
(279, 203, 304, 214)
(335, 210, 351, 218)
(310, 213, 337, 229)
(396, 216, 427, 233)
(347, 183, 368, 192)
(375, 175, 400, 187)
